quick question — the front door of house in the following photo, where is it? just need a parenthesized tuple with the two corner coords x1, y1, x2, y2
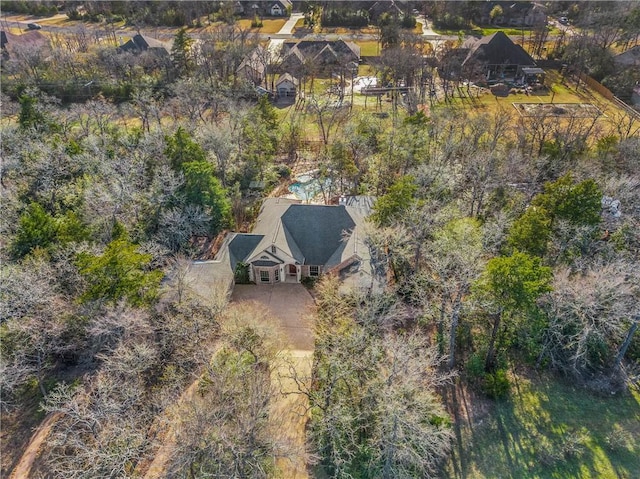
(288, 264, 297, 276)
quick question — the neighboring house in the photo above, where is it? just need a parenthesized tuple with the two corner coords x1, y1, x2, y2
(460, 31, 537, 81)
(524, 3, 548, 27)
(368, 0, 405, 22)
(241, 0, 291, 17)
(209, 197, 380, 292)
(232, 1, 244, 14)
(269, 0, 291, 17)
(276, 73, 298, 97)
(236, 45, 267, 86)
(1, 30, 49, 60)
(614, 45, 640, 68)
(119, 33, 171, 56)
(480, 1, 547, 27)
(280, 39, 360, 77)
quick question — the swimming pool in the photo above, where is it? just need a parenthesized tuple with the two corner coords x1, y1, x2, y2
(289, 179, 323, 201)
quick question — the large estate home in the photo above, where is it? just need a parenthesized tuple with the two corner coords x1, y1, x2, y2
(279, 39, 361, 77)
(458, 31, 537, 82)
(207, 197, 379, 292)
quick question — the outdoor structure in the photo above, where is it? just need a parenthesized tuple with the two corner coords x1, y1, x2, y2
(208, 197, 380, 292)
(0, 30, 49, 60)
(460, 31, 537, 82)
(236, 45, 267, 86)
(118, 33, 171, 56)
(280, 39, 360, 78)
(276, 73, 298, 97)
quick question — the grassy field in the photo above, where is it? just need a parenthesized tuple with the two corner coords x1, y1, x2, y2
(432, 25, 561, 37)
(444, 371, 640, 479)
(355, 40, 380, 56)
(443, 69, 634, 137)
(236, 18, 286, 34)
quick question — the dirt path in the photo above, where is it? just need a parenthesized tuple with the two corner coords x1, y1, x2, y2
(8, 412, 62, 479)
(142, 380, 201, 479)
(141, 284, 316, 478)
(273, 350, 313, 478)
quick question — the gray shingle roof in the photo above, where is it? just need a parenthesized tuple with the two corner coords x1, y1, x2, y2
(281, 204, 356, 266)
(463, 31, 535, 67)
(228, 234, 264, 270)
(119, 34, 171, 54)
(253, 260, 279, 267)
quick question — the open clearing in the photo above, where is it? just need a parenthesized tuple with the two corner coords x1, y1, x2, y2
(514, 102, 602, 118)
(444, 371, 640, 479)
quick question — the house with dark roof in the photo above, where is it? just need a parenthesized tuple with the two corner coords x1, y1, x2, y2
(1, 30, 49, 60)
(279, 39, 360, 78)
(368, 0, 406, 22)
(614, 45, 640, 68)
(269, 0, 291, 17)
(209, 197, 379, 291)
(119, 33, 171, 56)
(241, 0, 291, 18)
(460, 31, 536, 81)
(479, 2, 547, 27)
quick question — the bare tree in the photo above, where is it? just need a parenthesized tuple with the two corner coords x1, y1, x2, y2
(165, 306, 286, 478)
(539, 262, 639, 384)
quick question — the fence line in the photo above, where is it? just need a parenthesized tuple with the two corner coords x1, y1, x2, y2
(577, 72, 640, 119)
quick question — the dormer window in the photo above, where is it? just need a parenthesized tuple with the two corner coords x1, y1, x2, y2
(271, 245, 277, 254)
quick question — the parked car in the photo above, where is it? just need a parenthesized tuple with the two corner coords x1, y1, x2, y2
(27, 23, 42, 30)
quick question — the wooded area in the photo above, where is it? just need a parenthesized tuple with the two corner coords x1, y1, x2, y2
(1, 1, 639, 478)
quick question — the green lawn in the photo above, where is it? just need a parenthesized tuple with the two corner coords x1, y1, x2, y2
(236, 18, 286, 34)
(433, 25, 560, 37)
(445, 372, 640, 479)
(354, 40, 379, 57)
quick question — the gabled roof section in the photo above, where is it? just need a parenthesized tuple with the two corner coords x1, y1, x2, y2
(119, 33, 171, 54)
(282, 39, 360, 64)
(281, 204, 356, 266)
(228, 233, 264, 270)
(237, 45, 267, 74)
(251, 198, 305, 263)
(463, 31, 535, 67)
(313, 43, 339, 64)
(276, 72, 299, 86)
(1, 30, 49, 52)
(614, 45, 640, 67)
(272, 0, 292, 8)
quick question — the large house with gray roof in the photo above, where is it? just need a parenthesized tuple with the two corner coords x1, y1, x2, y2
(208, 197, 379, 292)
(279, 39, 361, 78)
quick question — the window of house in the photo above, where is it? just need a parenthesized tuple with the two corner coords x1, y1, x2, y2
(271, 245, 277, 254)
(309, 265, 319, 277)
(274, 268, 280, 282)
(260, 270, 270, 282)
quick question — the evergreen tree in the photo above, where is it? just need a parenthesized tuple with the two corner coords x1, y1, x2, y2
(171, 27, 194, 77)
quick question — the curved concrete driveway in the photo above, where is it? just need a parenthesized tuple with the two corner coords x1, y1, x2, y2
(231, 283, 315, 351)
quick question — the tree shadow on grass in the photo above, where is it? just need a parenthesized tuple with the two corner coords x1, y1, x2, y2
(444, 371, 640, 478)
